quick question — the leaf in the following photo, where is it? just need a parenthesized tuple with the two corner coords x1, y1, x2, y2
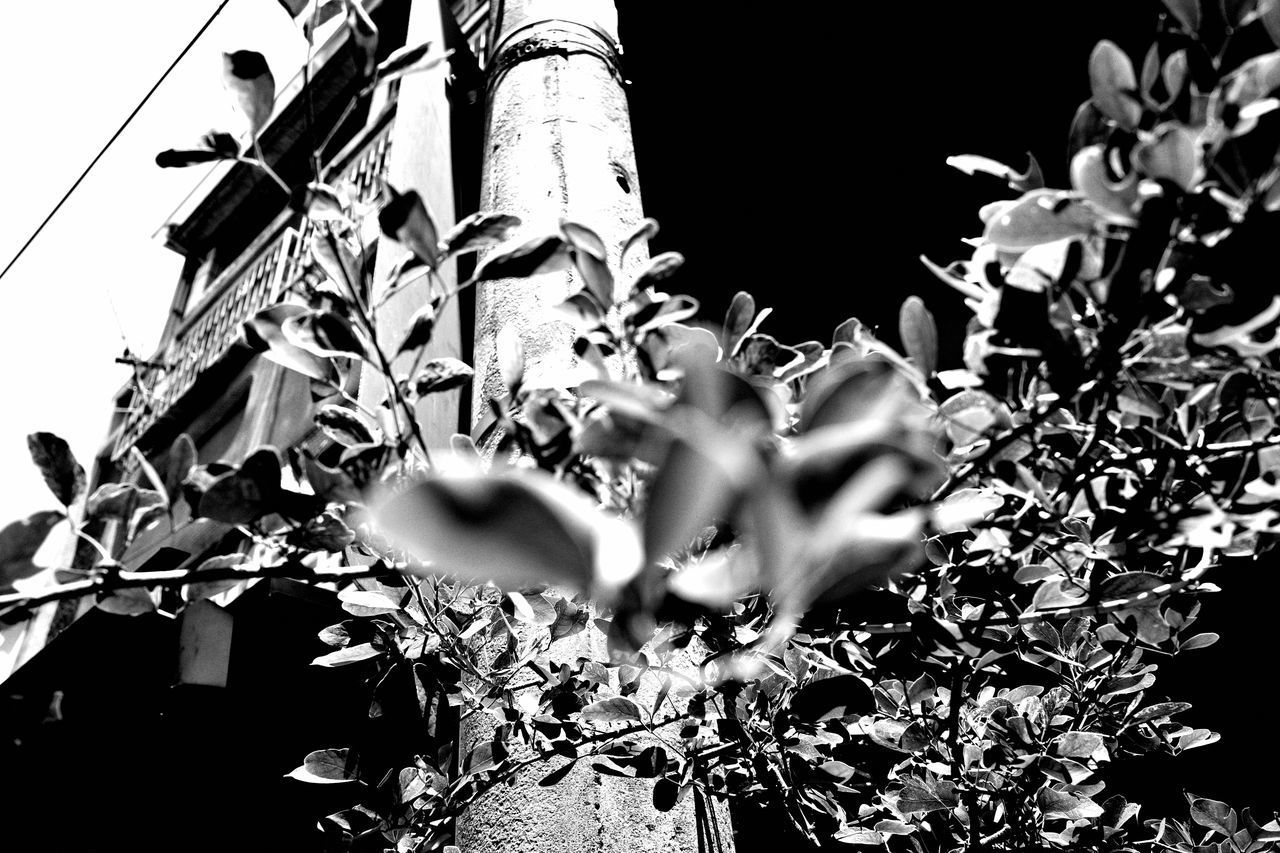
(1132, 701, 1191, 723)
(372, 472, 641, 594)
(155, 148, 228, 168)
(312, 642, 382, 667)
(1088, 40, 1141, 130)
(0, 511, 64, 589)
(289, 511, 354, 552)
(27, 432, 85, 506)
(1190, 797, 1237, 835)
(472, 234, 573, 282)
(898, 295, 938, 376)
(394, 300, 438, 356)
(1180, 632, 1219, 650)
(97, 586, 156, 616)
(338, 588, 402, 617)
(379, 184, 440, 268)
(790, 675, 873, 722)
(315, 404, 377, 446)
(165, 434, 198, 504)
(620, 217, 658, 263)
(179, 554, 250, 602)
(344, 0, 378, 77)
(376, 39, 452, 84)
(197, 448, 283, 525)
(439, 211, 522, 258)
(1162, 0, 1200, 32)
(497, 325, 525, 396)
(85, 483, 155, 522)
(283, 309, 370, 361)
(1039, 788, 1104, 820)
(410, 358, 474, 396)
(242, 303, 339, 382)
(652, 778, 680, 811)
(1054, 731, 1104, 759)
(222, 51, 275, 137)
(561, 220, 614, 307)
(897, 778, 950, 815)
(629, 251, 685, 295)
(580, 696, 643, 723)
(983, 189, 1096, 252)
(286, 748, 358, 784)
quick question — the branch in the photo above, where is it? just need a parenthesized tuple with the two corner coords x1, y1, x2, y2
(0, 561, 397, 614)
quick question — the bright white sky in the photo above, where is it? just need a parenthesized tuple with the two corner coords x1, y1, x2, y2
(0, 1, 330, 527)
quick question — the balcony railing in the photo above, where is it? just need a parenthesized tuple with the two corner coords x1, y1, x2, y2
(111, 114, 395, 461)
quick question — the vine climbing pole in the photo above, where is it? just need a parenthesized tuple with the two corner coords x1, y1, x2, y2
(458, 1, 732, 850)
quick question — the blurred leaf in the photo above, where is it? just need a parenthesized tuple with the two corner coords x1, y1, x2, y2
(984, 189, 1097, 252)
(165, 434, 198, 505)
(439, 211, 522, 258)
(222, 51, 275, 137)
(580, 696, 643, 723)
(898, 295, 939, 376)
(629, 251, 685, 295)
(243, 304, 339, 382)
(97, 586, 156, 616)
(410, 357, 473, 396)
(376, 39, 452, 85)
(286, 748, 359, 783)
(289, 510, 355, 552)
(316, 405, 378, 446)
(181, 554, 250, 602)
(27, 432, 85, 506)
(497, 325, 525, 397)
(620, 217, 658, 263)
(155, 148, 227, 168)
(283, 310, 370, 361)
(0, 511, 64, 589)
(1162, 0, 1201, 32)
(373, 472, 641, 594)
(472, 234, 572, 283)
(1089, 40, 1142, 129)
(561, 220, 614, 307)
(394, 300, 438, 357)
(344, 0, 378, 77)
(379, 184, 440, 268)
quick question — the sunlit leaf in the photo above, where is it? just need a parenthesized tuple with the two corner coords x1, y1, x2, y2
(316, 404, 378, 446)
(497, 324, 525, 397)
(629, 251, 685, 295)
(312, 642, 382, 667)
(620, 217, 658, 263)
(97, 586, 156, 616)
(394, 299, 438, 356)
(580, 696, 643, 723)
(243, 304, 339, 382)
(285, 748, 359, 783)
(283, 309, 370, 361)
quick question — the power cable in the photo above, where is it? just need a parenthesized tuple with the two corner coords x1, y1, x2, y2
(0, 0, 233, 284)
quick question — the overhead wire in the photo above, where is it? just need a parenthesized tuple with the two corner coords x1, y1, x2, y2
(0, 0, 234, 285)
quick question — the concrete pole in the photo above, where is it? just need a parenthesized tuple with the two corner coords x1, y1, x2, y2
(459, 3, 729, 851)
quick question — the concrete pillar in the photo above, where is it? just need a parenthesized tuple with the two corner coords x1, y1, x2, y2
(459, 3, 729, 851)
(470, 0, 646, 417)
